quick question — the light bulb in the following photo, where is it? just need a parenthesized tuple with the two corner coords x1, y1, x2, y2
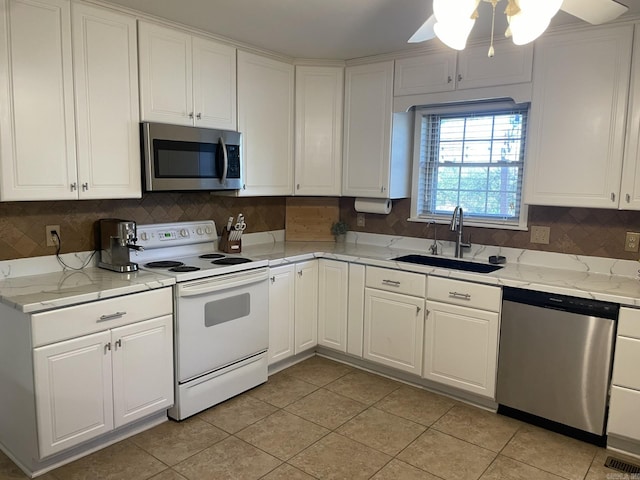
(433, 0, 479, 23)
(507, 0, 562, 45)
(434, 18, 476, 50)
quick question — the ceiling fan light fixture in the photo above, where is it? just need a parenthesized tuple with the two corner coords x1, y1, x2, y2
(434, 18, 476, 50)
(433, 0, 479, 23)
(506, 0, 563, 45)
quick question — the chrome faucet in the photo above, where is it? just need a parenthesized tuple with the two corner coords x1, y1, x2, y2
(449, 206, 471, 258)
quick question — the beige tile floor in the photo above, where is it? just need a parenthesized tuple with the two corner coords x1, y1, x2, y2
(2, 356, 639, 480)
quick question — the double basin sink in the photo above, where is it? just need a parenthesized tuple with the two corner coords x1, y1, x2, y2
(391, 254, 503, 274)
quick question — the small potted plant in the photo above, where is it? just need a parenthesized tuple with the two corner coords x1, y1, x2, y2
(331, 220, 349, 243)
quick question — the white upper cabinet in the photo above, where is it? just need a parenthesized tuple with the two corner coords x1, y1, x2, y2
(394, 41, 533, 96)
(294, 65, 343, 196)
(0, 0, 77, 200)
(138, 21, 237, 130)
(343, 61, 412, 199)
(72, 3, 140, 199)
(524, 24, 633, 208)
(0, 0, 141, 201)
(620, 25, 640, 210)
(237, 51, 294, 196)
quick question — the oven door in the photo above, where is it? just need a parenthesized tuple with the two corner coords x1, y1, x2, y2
(175, 267, 269, 383)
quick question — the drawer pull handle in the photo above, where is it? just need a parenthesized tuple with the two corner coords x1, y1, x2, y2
(98, 311, 126, 322)
(449, 291, 471, 300)
(382, 279, 401, 287)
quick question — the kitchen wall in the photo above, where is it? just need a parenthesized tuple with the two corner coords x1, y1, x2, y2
(0, 193, 285, 261)
(2, 193, 639, 262)
(340, 197, 640, 261)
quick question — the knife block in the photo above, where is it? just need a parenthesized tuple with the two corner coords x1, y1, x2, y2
(219, 228, 241, 253)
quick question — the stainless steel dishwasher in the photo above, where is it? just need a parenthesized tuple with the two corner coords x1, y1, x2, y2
(497, 287, 619, 441)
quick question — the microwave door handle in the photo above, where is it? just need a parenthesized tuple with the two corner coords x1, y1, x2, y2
(219, 137, 228, 185)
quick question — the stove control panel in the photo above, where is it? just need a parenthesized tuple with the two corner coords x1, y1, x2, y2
(137, 221, 217, 249)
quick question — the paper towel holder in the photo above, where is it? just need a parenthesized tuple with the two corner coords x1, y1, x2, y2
(354, 198, 393, 215)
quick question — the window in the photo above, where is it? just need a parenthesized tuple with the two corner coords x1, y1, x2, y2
(411, 101, 529, 229)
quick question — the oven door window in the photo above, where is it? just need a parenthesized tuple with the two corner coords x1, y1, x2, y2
(153, 139, 221, 178)
(204, 293, 250, 326)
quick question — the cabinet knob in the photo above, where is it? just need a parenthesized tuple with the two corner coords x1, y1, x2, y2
(416, 306, 422, 315)
(296, 184, 300, 190)
(70, 182, 77, 191)
(626, 193, 631, 203)
(196, 113, 202, 120)
(298, 270, 303, 277)
(105, 342, 111, 352)
(611, 192, 616, 202)
(189, 112, 194, 119)
(447, 75, 452, 84)
(81, 182, 88, 191)
(270, 276, 276, 283)
(457, 74, 463, 82)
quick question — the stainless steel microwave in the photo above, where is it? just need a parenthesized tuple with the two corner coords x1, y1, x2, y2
(142, 122, 242, 192)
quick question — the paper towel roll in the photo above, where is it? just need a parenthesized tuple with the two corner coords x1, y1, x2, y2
(354, 198, 392, 215)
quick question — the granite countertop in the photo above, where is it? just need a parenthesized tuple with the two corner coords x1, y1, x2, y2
(241, 236, 640, 308)
(0, 268, 175, 314)
(1, 232, 640, 313)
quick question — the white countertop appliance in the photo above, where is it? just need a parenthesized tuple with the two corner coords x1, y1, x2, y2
(135, 220, 269, 420)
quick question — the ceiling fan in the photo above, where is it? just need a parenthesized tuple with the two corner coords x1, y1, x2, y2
(409, 0, 629, 50)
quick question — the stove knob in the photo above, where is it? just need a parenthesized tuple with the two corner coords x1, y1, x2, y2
(205, 226, 212, 234)
(140, 232, 148, 241)
(197, 227, 203, 235)
(179, 229, 188, 237)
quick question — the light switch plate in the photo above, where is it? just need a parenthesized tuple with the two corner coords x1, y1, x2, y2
(530, 225, 550, 244)
(356, 213, 365, 227)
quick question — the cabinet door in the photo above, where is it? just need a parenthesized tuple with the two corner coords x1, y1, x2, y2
(111, 315, 173, 428)
(192, 37, 236, 130)
(424, 301, 499, 399)
(608, 386, 640, 441)
(363, 288, 424, 375)
(456, 41, 532, 90)
(620, 25, 640, 210)
(237, 51, 294, 196)
(72, 4, 141, 199)
(524, 25, 633, 208)
(294, 260, 318, 354)
(317, 259, 348, 352)
(33, 331, 113, 458)
(268, 264, 295, 365)
(138, 21, 193, 126)
(342, 61, 394, 198)
(294, 65, 343, 196)
(0, 0, 77, 200)
(394, 52, 456, 96)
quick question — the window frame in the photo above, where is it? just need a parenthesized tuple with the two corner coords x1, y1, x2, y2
(409, 100, 530, 231)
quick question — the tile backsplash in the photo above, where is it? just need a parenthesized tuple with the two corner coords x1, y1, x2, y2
(2, 193, 639, 262)
(0, 193, 285, 261)
(340, 197, 640, 261)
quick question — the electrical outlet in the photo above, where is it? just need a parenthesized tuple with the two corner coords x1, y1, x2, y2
(625, 232, 640, 252)
(46, 225, 60, 247)
(356, 213, 365, 227)
(530, 225, 550, 244)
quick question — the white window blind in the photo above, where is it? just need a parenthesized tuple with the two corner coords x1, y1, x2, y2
(413, 102, 529, 229)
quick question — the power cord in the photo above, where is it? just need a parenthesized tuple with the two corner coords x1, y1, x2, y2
(51, 230, 97, 271)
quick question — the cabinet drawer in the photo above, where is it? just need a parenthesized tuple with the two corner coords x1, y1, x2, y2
(32, 288, 173, 347)
(427, 276, 500, 312)
(612, 336, 640, 390)
(366, 266, 425, 297)
(618, 307, 640, 339)
(608, 385, 640, 441)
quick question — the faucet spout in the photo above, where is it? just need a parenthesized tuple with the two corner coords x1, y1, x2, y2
(450, 206, 470, 258)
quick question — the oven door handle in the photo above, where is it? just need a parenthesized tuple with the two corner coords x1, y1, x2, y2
(177, 268, 268, 297)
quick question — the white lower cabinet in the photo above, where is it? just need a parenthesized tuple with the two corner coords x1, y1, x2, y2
(608, 307, 640, 443)
(423, 277, 500, 399)
(318, 259, 349, 352)
(267, 261, 318, 365)
(362, 267, 426, 375)
(34, 314, 173, 458)
(268, 265, 296, 364)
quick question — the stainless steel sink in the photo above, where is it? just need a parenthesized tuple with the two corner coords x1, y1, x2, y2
(391, 254, 503, 274)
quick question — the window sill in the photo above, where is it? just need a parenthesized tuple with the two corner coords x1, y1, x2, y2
(407, 216, 528, 231)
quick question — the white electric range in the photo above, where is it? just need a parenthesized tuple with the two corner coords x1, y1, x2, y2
(135, 221, 269, 420)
